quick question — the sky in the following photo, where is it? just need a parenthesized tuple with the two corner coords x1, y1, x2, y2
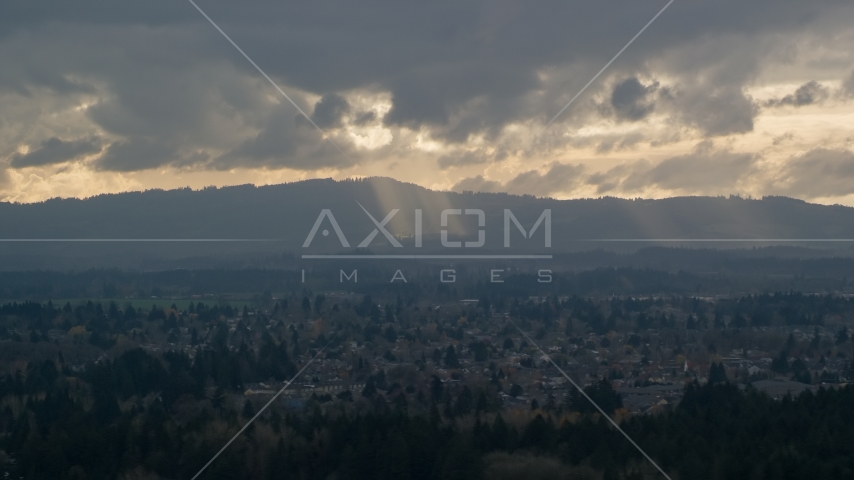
(1, 0, 854, 204)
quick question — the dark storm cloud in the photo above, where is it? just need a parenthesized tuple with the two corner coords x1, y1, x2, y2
(0, 1, 193, 36)
(95, 137, 183, 172)
(10, 137, 102, 168)
(0, 68, 95, 97)
(611, 77, 658, 121)
(353, 111, 377, 126)
(765, 81, 830, 108)
(228, 112, 301, 163)
(217, 110, 358, 170)
(312, 94, 350, 129)
(0, 20, 330, 173)
(0, 0, 852, 172)
(199, 0, 847, 137)
(673, 87, 758, 136)
(382, 64, 540, 142)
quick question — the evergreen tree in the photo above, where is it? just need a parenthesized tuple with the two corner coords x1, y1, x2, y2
(456, 386, 474, 416)
(430, 375, 444, 402)
(792, 358, 812, 384)
(362, 376, 377, 398)
(771, 351, 790, 374)
(445, 345, 460, 368)
(709, 362, 728, 384)
(566, 378, 622, 415)
(837, 327, 849, 345)
(242, 399, 255, 418)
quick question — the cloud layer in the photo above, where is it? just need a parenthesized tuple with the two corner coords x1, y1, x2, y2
(10, 137, 102, 168)
(0, 1, 853, 203)
(453, 143, 854, 201)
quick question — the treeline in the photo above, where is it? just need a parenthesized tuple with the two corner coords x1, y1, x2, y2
(0, 264, 846, 302)
(0, 342, 298, 479)
(4, 344, 854, 479)
(4, 292, 854, 349)
(0, 299, 250, 348)
(492, 292, 854, 334)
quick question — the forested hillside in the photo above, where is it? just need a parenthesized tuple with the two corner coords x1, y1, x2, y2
(4, 346, 854, 479)
(1, 177, 853, 269)
(4, 295, 854, 479)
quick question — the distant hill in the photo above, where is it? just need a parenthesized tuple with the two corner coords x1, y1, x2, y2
(1, 177, 853, 269)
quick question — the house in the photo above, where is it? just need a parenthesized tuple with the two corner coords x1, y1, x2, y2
(244, 388, 276, 396)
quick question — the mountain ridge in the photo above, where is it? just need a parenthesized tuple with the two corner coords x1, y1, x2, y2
(1, 177, 853, 269)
